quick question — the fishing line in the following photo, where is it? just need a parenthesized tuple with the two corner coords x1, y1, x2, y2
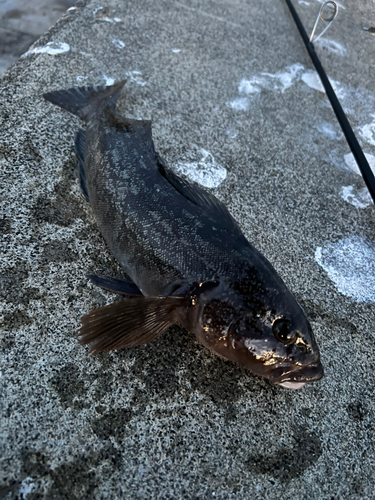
(284, 0, 375, 205)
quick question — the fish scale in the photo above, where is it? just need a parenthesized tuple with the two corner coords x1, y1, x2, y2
(87, 120, 250, 293)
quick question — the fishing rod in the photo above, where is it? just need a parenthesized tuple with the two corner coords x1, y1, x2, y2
(284, 0, 375, 205)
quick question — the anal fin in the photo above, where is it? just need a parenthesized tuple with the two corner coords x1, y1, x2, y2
(79, 296, 188, 354)
(74, 129, 89, 201)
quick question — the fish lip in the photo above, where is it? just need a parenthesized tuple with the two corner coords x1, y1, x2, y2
(269, 361, 324, 385)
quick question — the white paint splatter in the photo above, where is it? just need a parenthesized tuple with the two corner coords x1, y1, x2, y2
(67, 6, 76, 11)
(340, 185, 372, 209)
(315, 237, 375, 303)
(26, 42, 70, 56)
(102, 75, 115, 86)
(316, 121, 342, 140)
(357, 114, 375, 146)
(238, 78, 262, 95)
(76, 75, 86, 83)
(261, 63, 305, 93)
(174, 149, 227, 188)
(229, 63, 343, 111)
(238, 63, 305, 96)
(344, 152, 375, 176)
(126, 70, 146, 86)
(227, 97, 250, 111)
(301, 71, 324, 92)
(19, 477, 36, 498)
(230, 63, 350, 109)
(298, 0, 310, 4)
(112, 39, 125, 49)
(300, 70, 341, 95)
(315, 38, 346, 56)
(171, 48, 181, 53)
(229, 65, 375, 149)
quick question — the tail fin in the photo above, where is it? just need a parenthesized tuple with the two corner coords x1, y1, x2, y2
(43, 80, 126, 121)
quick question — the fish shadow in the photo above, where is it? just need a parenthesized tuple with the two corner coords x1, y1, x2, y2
(104, 325, 269, 420)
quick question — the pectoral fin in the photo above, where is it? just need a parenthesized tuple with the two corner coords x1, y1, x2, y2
(79, 296, 188, 354)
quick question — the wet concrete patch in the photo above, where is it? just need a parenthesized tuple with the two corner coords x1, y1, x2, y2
(0, 133, 43, 167)
(347, 401, 367, 422)
(50, 363, 88, 410)
(2, 309, 31, 330)
(187, 355, 246, 405)
(246, 426, 322, 483)
(5, 444, 120, 500)
(126, 325, 247, 412)
(91, 407, 133, 440)
(128, 327, 187, 401)
(0, 267, 41, 306)
(41, 240, 79, 264)
(31, 171, 87, 229)
(5, 443, 122, 500)
(0, 216, 12, 234)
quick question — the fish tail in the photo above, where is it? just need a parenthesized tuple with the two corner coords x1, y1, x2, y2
(43, 80, 126, 121)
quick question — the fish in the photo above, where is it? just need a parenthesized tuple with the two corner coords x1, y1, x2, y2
(43, 81, 323, 389)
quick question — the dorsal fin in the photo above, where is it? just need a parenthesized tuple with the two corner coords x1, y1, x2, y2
(156, 154, 244, 237)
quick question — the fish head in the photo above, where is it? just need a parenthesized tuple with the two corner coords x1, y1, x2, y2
(190, 268, 323, 389)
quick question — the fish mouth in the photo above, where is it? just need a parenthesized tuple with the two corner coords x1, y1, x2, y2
(269, 361, 324, 387)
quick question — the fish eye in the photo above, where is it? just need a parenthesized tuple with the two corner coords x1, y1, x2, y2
(272, 318, 297, 345)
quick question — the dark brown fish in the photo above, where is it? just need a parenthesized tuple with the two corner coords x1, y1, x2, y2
(43, 81, 323, 389)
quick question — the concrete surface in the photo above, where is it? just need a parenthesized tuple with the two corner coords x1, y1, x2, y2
(1, 0, 375, 498)
(0, 0, 75, 73)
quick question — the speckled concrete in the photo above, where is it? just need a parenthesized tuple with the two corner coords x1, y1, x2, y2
(1, 0, 375, 498)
